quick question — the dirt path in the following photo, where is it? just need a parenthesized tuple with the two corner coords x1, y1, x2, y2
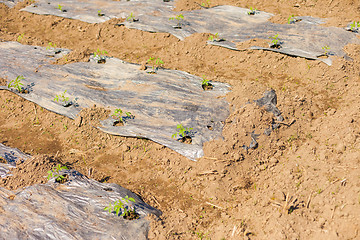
(1, 0, 360, 239)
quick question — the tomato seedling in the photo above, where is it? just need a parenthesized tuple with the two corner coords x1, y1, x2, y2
(8, 75, 24, 93)
(172, 124, 193, 139)
(350, 21, 360, 32)
(97, 10, 104, 16)
(287, 15, 297, 24)
(54, 90, 70, 106)
(126, 12, 138, 22)
(104, 196, 139, 219)
(93, 49, 108, 63)
(112, 108, 133, 123)
(169, 14, 184, 28)
(201, 76, 213, 90)
(201, 0, 210, 8)
(47, 164, 68, 183)
(56, 4, 66, 12)
(146, 57, 164, 73)
(269, 34, 281, 48)
(322, 45, 330, 56)
(247, 7, 257, 15)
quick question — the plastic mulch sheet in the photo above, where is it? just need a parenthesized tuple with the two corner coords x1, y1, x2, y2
(242, 89, 285, 150)
(0, 145, 161, 240)
(0, 41, 230, 160)
(0, 143, 30, 177)
(0, 0, 20, 7)
(19, 1, 360, 65)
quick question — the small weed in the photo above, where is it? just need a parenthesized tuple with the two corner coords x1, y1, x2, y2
(54, 90, 70, 106)
(169, 14, 184, 28)
(269, 34, 281, 48)
(112, 108, 133, 123)
(146, 57, 164, 72)
(104, 196, 139, 219)
(247, 7, 257, 15)
(17, 33, 24, 42)
(47, 164, 68, 182)
(317, 188, 323, 194)
(287, 134, 298, 143)
(93, 49, 108, 63)
(201, 0, 210, 8)
(193, 230, 210, 240)
(8, 75, 24, 93)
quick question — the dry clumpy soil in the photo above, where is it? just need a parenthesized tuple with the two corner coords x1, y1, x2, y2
(1, 0, 360, 239)
(0, 155, 59, 190)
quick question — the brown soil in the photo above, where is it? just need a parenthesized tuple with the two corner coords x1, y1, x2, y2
(202, 83, 214, 91)
(124, 210, 140, 220)
(0, 78, 7, 86)
(1, 0, 360, 239)
(0, 155, 60, 190)
(180, 136, 192, 144)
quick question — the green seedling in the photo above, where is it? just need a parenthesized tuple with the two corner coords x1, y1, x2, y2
(287, 15, 296, 24)
(208, 32, 225, 42)
(208, 32, 218, 41)
(54, 90, 70, 105)
(17, 33, 24, 42)
(350, 21, 360, 31)
(169, 14, 184, 28)
(322, 45, 330, 55)
(146, 57, 164, 72)
(201, 76, 213, 90)
(202, 77, 210, 86)
(47, 164, 68, 182)
(8, 75, 24, 93)
(104, 195, 137, 218)
(126, 12, 138, 22)
(247, 7, 257, 15)
(112, 108, 132, 123)
(46, 42, 57, 50)
(269, 34, 281, 48)
(97, 10, 104, 16)
(201, 0, 210, 8)
(93, 49, 108, 63)
(56, 4, 63, 11)
(172, 124, 193, 139)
